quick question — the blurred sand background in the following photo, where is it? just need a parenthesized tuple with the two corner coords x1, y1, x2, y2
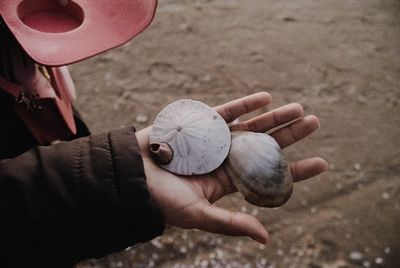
(74, 0, 400, 267)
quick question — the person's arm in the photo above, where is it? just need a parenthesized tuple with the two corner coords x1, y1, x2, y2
(0, 92, 328, 267)
(0, 127, 164, 268)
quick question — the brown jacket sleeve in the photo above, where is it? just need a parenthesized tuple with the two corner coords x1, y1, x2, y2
(0, 127, 165, 268)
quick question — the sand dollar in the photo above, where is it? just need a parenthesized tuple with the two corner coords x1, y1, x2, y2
(149, 99, 231, 175)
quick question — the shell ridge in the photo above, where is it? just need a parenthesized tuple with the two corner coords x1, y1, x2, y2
(181, 112, 201, 126)
(154, 115, 172, 125)
(161, 129, 178, 143)
(175, 132, 190, 157)
(183, 127, 206, 140)
(184, 114, 211, 128)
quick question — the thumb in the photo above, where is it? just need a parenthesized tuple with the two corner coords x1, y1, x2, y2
(194, 203, 269, 244)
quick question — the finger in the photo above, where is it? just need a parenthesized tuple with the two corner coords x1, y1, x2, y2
(289, 157, 329, 182)
(214, 92, 272, 123)
(271, 115, 320, 148)
(196, 203, 269, 244)
(230, 103, 304, 132)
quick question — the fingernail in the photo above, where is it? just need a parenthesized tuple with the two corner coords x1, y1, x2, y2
(308, 115, 320, 128)
(252, 235, 268, 245)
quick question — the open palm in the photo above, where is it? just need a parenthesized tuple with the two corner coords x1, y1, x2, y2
(135, 92, 328, 244)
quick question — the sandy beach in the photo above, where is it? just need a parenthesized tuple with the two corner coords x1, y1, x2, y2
(74, 0, 400, 267)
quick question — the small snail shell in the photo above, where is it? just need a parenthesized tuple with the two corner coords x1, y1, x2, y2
(224, 131, 293, 208)
(149, 99, 231, 175)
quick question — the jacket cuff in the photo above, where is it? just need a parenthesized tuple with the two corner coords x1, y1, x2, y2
(71, 126, 165, 259)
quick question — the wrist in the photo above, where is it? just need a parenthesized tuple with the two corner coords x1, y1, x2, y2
(135, 126, 151, 159)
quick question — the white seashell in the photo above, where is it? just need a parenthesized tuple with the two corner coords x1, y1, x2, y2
(149, 99, 231, 175)
(224, 131, 293, 207)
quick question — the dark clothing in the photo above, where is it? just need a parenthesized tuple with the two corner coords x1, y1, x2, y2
(0, 126, 165, 267)
(0, 118, 165, 267)
(0, 19, 164, 268)
(0, 90, 91, 159)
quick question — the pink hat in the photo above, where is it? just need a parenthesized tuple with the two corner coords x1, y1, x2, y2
(0, 0, 158, 66)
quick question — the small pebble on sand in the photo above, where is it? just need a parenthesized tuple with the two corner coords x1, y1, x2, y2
(354, 163, 361, 170)
(135, 114, 148, 124)
(375, 257, 384, 265)
(349, 251, 363, 261)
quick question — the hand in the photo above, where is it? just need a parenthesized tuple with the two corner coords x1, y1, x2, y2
(135, 92, 328, 244)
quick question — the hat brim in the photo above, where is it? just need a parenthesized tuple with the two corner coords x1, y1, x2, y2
(0, 0, 158, 66)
